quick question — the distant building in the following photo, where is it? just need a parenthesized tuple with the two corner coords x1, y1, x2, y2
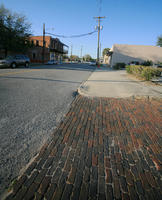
(104, 44, 162, 67)
(28, 36, 68, 63)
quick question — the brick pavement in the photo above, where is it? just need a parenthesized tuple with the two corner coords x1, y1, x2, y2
(6, 95, 162, 200)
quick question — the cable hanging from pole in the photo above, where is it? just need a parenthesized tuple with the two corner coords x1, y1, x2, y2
(45, 30, 97, 38)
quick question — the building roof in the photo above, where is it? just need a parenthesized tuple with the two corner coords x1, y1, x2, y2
(111, 44, 162, 63)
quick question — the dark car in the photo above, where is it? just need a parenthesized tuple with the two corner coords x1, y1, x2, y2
(0, 55, 30, 68)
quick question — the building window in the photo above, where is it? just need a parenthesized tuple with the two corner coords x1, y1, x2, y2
(31, 40, 34, 45)
(36, 40, 39, 46)
(51, 41, 54, 49)
(33, 53, 36, 59)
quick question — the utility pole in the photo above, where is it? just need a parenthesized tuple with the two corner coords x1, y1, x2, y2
(80, 46, 83, 62)
(100, 42, 101, 62)
(42, 23, 45, 64)
(94, 16, 105, 64)
(71, 45, 73, 63)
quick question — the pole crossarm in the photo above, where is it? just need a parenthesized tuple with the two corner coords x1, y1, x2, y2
(94, 16, 106, 19)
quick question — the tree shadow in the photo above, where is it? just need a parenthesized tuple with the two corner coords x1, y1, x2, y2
(0, 76, 82, 84)
(30, 63, 96, 72)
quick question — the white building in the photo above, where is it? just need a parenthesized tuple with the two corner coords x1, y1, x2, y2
(104, 44, 162, 67)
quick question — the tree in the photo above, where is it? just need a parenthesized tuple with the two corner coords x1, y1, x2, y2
(0, 4, 31, 56)
(63, 54, 69, 60)
(70, 55, 79, 61)
(83, 54, 92, 62)
(157, 35, 162, 47)
(102, 48, 110, 57)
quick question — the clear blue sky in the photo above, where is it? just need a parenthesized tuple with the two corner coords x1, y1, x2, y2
(1, 0, 162, 58)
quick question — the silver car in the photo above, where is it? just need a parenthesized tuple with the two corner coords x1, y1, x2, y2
(0, 55, 30, 68)
(89, 61, 97, 66)
(47, 60, 58, 65)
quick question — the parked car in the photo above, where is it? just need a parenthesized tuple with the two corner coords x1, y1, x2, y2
(0, 55, 30, 68)
(47, 60, 58, 65)
(89, 61, 97, 66)
(153, 63, 162, 68)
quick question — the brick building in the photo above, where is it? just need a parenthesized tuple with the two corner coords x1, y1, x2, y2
(28, 36, 68, 63)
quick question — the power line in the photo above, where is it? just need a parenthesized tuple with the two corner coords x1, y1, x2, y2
(99, 0, 102, 14)
(96, 0, 102, 15)
(45, 30, 97, 38)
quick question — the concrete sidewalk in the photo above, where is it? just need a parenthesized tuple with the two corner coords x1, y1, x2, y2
(5, 95, 162, 200)
(78, 68, 162, 98)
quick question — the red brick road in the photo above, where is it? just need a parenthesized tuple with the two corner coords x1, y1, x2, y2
(6, 95, 162, 200)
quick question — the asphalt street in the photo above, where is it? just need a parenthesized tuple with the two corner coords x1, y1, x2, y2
(0, 63, 94, 197)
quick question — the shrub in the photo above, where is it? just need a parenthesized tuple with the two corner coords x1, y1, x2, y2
(152, 68, 162, 77)
(141, 67, 154, 81)
(126, 65, 161, 81)
(126, 65, 132, 73)
(126, 65, 143, 74)
(113, 63, 126, 70)
(129, 61, 140, 65)
(142, 67, 161, 80)
(141, 60, 153, 66)
(133, 65, 143, 74)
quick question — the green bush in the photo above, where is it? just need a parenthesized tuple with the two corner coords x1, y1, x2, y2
(152, 68, 162, 77)
(133, 65, 143, 74)
(130, 61, 140, 65)
(113, 63, 126, 70)
(126, 65, 143, 74)
(141, 60, 153, 66)
(126, 65, 132, 73)
(126, 65, 161, 81)
(141, 67, 154, 81)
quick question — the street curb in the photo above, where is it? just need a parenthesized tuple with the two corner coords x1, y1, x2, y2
(78, 85, 162, 101)
(77, 69, 95, 98)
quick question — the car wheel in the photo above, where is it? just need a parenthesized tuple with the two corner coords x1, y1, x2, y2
(25, 62, 29, 68)
(11, 63, 16, 68)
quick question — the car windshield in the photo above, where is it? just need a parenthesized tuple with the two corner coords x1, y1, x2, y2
(5, 56, 14, 60)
